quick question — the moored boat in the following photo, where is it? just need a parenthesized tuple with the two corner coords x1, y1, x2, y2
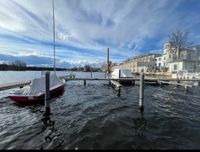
(8, 0, 65, 103)
(8, 74, 65, 103)
(110, 69, 135, 85)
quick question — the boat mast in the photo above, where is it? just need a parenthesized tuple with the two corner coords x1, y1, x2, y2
(52, 0, 56, 74)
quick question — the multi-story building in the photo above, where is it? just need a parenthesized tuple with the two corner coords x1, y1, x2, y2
(168, 46, 200, 73)
(156, 42, 200, 73)
(111, 53, 161, 73)
(111, 42, 200, 74)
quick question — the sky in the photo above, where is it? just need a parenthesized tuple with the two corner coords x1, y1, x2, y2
(0, 0, 200, 67)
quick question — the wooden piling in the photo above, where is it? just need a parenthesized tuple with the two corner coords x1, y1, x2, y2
(84, 80, 86, 86)
(139, 72, 144, 112)
(185, 85, 188, 91)
(109, 80, 111, 86)
(44, 71, 51, 116)
(107, 48, 110, 77)
(90, 71, 92, 78)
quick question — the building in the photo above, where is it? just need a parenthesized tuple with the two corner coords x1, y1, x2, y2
(157, 42, 200, 73)
(111, 53, 161, 73)
(111, 42, 200, 74)
(168, 46, 200, 73)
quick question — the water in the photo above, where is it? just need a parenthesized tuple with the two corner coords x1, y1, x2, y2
(0, 71, 200, 149)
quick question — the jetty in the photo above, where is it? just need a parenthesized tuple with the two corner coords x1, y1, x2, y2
(0, 80, 31, 91)
(0, 76, 198, 91)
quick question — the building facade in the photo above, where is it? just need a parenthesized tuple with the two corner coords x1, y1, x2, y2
(111, 54, 161, 73)
(110, 42, 200, 74)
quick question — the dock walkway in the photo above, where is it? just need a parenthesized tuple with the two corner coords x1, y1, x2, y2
(0, 76, 199, 91)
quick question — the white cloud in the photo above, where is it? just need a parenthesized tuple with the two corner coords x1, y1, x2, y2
(0, 0, 199, 66)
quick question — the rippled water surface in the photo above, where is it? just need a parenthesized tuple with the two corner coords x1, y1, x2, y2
(0, 71, 200, 150)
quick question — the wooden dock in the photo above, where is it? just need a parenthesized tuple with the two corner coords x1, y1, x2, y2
(0, 80, 31, 91)
(0, 76, 199, 91)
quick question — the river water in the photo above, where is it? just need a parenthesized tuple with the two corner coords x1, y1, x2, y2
(0, 71, 200, 150)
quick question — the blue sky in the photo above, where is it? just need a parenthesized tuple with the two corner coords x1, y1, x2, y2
(0, 0, 200, 67)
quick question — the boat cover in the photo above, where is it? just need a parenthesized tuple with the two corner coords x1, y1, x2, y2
(12, 74, 64, 96)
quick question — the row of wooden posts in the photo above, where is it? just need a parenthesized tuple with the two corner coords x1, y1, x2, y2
(43, 48, 196, 115)
(43, 71, 145, 116)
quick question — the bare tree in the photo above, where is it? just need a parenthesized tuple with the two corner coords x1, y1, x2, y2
(168, 29, 192, 59)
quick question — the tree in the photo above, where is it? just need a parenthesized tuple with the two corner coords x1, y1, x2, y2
(84, 65, 91, 72)
(168, 29, 192, 59)
(12, 60, 26, 67)
(11, 60, 27, 70)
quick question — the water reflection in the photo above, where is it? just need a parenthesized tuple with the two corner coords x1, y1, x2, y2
(134, 112, 147, 137)
(41, 114, 64, 149)
(117, 88, 121, 97)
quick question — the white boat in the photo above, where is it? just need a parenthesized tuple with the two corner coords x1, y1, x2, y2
(110, 69, 134, 85)
(8, 74, 65, 103)
(8, 0, 65, 103)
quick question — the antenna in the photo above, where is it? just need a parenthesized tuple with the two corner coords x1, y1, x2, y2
(52, 0, 56, 74)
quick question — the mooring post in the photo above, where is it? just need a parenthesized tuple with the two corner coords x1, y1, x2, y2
(177, 78, 180, 87)
(84, 80, 86, 86)
(107, 48, 110, 76)
(139, 72, 144, 112)
(90, 71, 92, 78)
(185, 85, 188, 91)
(109, 80, 111, 86)
(117, 87, 121, 97)
(44, 71, 51, 116)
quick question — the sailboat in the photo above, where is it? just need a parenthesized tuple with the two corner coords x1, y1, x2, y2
(8, 0, 65, 103)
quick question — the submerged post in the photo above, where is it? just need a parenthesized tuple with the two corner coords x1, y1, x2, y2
(44, 71, 51, 115)
(139, 72, 144, 112)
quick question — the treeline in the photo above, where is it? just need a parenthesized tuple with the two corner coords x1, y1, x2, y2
(0, 60, 67, 71)
(0, 64, 67, 71)
(0, 61, 102, 72)
(70, 65, 102, 72)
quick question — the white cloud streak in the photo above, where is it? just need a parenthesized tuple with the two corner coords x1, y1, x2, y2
(0, 0, 199, 66)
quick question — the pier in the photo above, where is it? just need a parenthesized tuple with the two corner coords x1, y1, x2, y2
(0, 77, 199, 91)
(1, 74, 199, 113)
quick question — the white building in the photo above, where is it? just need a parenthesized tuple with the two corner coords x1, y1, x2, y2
(157, 42, 200, 73)
(168, 47, 200, 73)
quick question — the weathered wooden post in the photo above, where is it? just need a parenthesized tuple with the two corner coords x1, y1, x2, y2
(185, 85, 188, 91)
(44, 71, 51, 116)
(107, 48, 110, 76)
(139, 72, 144, 112)
(90, 67, 93, 78)
(177, 78, 180, 87)
(109, 79, 111, 86)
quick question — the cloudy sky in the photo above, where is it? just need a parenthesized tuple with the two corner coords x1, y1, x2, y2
(0, 0, 200, 67)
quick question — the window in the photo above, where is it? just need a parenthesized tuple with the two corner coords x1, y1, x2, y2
(174, 64, 177, 70)
(159, 63, 161, 67)
(169, 55, 171, 58)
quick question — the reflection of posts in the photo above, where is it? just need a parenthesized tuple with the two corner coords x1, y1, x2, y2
(134, 113, 147, 137)
(139, 72, 144, 112)
(117, 87, 121, 97)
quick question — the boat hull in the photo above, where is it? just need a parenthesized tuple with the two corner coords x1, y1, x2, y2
(8, 84, 65, 103)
